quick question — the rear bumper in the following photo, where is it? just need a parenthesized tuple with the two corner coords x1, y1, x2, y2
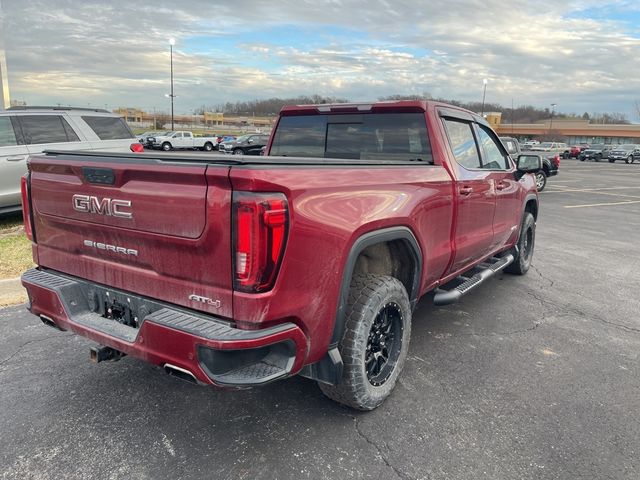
(21, 268, 308, 387)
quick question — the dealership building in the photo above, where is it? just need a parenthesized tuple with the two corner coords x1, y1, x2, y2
(487, 112, 640, 145)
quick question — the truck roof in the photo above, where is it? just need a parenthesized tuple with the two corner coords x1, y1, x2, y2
(279, 100, 477, 117)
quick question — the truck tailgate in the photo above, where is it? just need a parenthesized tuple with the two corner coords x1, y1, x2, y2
(28, 154, 233, 319)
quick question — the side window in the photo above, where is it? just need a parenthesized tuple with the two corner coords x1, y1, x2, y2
(81, 116, 134, 140)
(19, 115, 73, 144)
(477, 126, 509, 170)
(443, 119, 481, 169)
(0, 116, 18, 147)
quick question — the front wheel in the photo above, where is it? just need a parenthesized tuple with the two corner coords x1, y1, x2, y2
(161, 142, 172, 151)
(233, 148, 244, 155)
(609, 158, 615, 163)
(595, 154, 602, 162)
(505, 212, 536, 275)
(535, 170, 547, 191)
(319, 274, 412, 411)
(626, 155, 633, 164)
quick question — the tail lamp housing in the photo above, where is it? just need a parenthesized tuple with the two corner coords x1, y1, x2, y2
(233, 192, 289, 293)
(552, 155, 561, 168)
(20, 174, 34, 241)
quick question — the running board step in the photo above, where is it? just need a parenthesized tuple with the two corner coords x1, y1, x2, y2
(433, 254, 514, 306)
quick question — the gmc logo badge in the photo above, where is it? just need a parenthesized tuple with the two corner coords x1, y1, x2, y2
(72, 194, 132, 219)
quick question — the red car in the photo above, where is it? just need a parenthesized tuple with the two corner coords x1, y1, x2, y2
(563, 144, 589, 159)
(21, 101, 541, 410)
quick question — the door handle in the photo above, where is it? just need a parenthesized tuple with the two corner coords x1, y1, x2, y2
(6, 156, 26, 162)
(496, 181, 507, 191)
(459, 186, 474, 195)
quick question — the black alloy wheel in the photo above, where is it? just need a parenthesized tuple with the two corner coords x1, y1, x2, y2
(366, 302, 403, 387)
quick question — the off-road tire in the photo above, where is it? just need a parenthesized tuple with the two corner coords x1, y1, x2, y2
(535, 171, 547, 191)
(505, 212, 536, 275)
(319, 274, 412, 411)
(161, 142, 172, 151)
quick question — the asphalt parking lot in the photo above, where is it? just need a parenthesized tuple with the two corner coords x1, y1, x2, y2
(1, 158, 639, 480)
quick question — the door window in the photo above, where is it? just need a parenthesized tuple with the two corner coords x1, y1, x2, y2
(443, 119, 481, 169)
(0, 117, 18, 147)
(477, 126, 509, 170)
(19, 115, 79, 144)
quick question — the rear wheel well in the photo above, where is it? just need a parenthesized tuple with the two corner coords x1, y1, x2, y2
(525, 199, 538, 220)
(352, 240, 417, 301)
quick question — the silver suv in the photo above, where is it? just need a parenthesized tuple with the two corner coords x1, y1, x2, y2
(0, 106, 135, 214)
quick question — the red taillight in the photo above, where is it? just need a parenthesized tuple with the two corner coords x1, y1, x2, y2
(553, 155, 561, 167)
(233, 192, 289, 293)
(20, 174, 34, 241)
(130, 142, 144, 153)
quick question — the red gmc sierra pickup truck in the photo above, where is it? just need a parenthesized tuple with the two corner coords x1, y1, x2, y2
(20, 101, 541, 410)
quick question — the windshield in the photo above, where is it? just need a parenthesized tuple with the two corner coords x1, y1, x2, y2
(235, 135, 251, 142)
(590, 144, 605, 149)
(270, 113, 432, 162)
(619, 144, 636, 150)
(539, 142, 553, 148)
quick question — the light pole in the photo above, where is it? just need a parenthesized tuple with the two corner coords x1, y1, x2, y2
(169, 38, 175, 130)
(481, 78, 488, 116)
(549, 103, 557, 139)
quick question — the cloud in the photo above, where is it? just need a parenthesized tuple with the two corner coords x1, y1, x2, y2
(2, 0, 640, 117)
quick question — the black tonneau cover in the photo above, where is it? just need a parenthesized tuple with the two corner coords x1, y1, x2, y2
(40, 150, 430, 167)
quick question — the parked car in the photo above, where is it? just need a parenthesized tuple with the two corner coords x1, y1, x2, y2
(0, 106, 135, 214)
(531, 142, 567, 152)
(216, 135, 236, 150)
(579, 144, 613, 162)
(499, 137, 520, 158)
(147, 131, 218, 151)
(500, 137, 558, 192)
(219, 134, 270, 155)
(607, 144, 640, 164)
(561, 145, 589, 159)
(522, 140, 540, 150)
(139, 131, 171, 148)
(21, 100, 541, 410)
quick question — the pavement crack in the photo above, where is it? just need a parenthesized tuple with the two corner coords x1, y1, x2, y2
(530, 264, 555, 289)
(353, 416, 420, 480)
(0, 334, 72, 369)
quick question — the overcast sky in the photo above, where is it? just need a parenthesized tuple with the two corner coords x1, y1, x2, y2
(2, 0, 640, 118)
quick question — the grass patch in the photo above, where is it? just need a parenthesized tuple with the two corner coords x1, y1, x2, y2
(0, 233, 34, 278)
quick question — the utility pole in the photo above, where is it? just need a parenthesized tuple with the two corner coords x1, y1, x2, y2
(549, 103, 557, 139)
(481, 78, 488, 116)
(169, 38, 175, 130)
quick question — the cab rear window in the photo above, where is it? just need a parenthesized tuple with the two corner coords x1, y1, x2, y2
(270, 113, 432, 163)
(82, 116, 134, 140)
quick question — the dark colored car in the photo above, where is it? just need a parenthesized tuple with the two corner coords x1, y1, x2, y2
(579, 144, 612, 162)
(219, 134, 269, 155)
(607, 144, 640, 164)
(500, 137, 558, 191)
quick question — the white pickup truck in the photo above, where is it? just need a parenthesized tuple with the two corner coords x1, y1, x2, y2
(147, 131, 218, 151)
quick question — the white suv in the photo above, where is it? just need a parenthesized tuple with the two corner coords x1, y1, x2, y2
(0, 106, 135, 214)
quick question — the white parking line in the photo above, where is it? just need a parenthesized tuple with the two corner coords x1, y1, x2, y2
(565, 200, 640, 209)
(544, 186, 640, 193)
